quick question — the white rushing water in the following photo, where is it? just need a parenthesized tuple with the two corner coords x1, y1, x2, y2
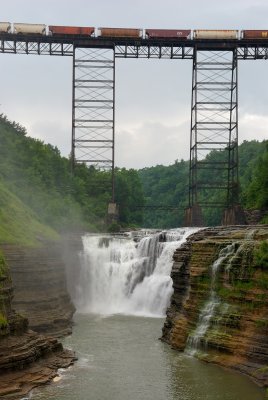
(186, 243, 237, 355)
(72, 228, 199, 318)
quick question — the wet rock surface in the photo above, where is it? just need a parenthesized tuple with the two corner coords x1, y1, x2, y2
(0, 238, 78, 399)
(162, 225, 268, 387)
(0, 331, 75, 400)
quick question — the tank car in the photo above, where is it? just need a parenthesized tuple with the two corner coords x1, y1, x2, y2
(194, 30, 238, 39)
(0, 22, 11, 33)
(98, 27, 142, 38)
(49, 25, 94, 36)
(242, 30, 268, 39)
(14, 23, 46, 35)
(145, 29, 191, 39)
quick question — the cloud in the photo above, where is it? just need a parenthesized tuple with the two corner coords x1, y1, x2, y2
(30, 119, 71, 156)
(116, 120, 189, 168)
(240, 113, 268, 142)
(0, 0, 267, 169)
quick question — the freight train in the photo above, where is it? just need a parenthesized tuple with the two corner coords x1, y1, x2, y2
(0, 22, 267, 40)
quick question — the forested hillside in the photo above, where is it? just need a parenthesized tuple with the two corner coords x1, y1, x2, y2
(139, 140, 268, 227)
(0, 114, 144, 239)
(0, 113, 267, 233)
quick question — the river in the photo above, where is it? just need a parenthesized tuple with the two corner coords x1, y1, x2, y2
(32, 229, 265, 399)
(32, 314, 264, 400)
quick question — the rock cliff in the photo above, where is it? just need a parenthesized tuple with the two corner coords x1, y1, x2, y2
(162, 226, 268, 388)
(1, 240, 76, 337)
(0, 249, 76, 400)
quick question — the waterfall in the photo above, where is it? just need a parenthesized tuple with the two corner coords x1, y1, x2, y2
(71, 228, 199, 318)
(186, 244, 236, 355)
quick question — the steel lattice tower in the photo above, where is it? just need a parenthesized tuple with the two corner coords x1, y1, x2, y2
(71, 46, 115, 201)
(186, 49, 239, 225)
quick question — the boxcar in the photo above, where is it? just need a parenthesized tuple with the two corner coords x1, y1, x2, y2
(49, 25, 94, 36)
(242, 30, 268, 39)
(145, 29, 191, 39)
(194, 30, 238, 39)
(99, 28, 142, 38)
(0, 22, 11, 33)
(14, 23, 46, 35)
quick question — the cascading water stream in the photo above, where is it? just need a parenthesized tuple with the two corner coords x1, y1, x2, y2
(186, 243, 237, 355)
(71, 228, 199, 318)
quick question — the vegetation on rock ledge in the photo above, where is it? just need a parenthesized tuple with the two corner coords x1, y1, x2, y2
(254, 241, 268, 270)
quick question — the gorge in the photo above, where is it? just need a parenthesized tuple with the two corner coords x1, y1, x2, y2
(0, 226, 267, 399)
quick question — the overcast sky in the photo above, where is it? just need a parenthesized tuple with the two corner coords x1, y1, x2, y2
(0, 0, 268, 168)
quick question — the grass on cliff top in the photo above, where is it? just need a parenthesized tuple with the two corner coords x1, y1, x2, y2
(0, 180, 59, 246)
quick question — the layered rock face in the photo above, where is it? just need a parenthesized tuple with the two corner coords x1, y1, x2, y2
(0, 328, 75, 399)
(1, 240, 75, 337)
(0, 250, 75, 400)
(162, 226, 268, 387)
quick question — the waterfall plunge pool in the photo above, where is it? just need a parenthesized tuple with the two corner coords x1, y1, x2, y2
(32, 314, 265, 400)
(33, 229, 266, 399)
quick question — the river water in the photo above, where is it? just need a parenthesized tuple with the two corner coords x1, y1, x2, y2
(32, 314, 264, 400)
(32, 229, 265, 400)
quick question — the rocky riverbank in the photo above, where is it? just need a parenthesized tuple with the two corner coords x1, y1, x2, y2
(162, 225, 268, 387)
(0, 328, 75, 399)
(0, 238, 79, 399)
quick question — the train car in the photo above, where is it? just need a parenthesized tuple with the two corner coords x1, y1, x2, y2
(98, 27, 142, 38)
(49, 25, 94, 36)
(194, 30, 238, 40)
(14, 23, 46, 35)
(242, 30, 268, 39)
(0, 22, 11, 33)
(145, 29, 191, 39)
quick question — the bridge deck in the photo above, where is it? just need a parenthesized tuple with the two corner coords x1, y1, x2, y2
(0, 34, 268, 59)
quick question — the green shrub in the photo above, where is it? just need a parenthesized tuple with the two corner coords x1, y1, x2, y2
(107, 222, 121, 233)
(255, 319, 268, 329)
(0, 250, 7, 278)
(0, 312, 8, 329)
(254, 241, 268, 270)
(256, 273, 268, 290)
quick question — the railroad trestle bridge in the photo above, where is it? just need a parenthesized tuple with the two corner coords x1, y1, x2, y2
(0, 31, 268, 226)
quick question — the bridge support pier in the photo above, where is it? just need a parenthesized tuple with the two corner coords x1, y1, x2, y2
(71, 45, 116, 201)
(184, 204, 203, 227)
(222, 205, 246, 226)
(188, 47, 241, 225)
(107, 202, 119, 225)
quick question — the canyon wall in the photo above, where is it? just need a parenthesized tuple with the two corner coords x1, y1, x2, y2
(0, 239, 79, 400)
(1, 239, 76, 337)
(162, 226, 268, 387)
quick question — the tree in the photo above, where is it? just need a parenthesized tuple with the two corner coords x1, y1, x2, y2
(245, 142, 268, 209)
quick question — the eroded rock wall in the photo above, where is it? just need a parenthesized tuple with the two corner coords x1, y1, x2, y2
(1, 241, 76, 337)
(162, 226, 268, 387)
(0, 249, 75, 400)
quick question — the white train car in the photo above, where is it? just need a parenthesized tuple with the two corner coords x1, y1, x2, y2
(0, 22, 11, 33)
(14, 23, 46, 35)
(194, 30, 239, 39)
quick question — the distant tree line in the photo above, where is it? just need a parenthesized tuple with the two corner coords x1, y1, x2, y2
(0, 113, 267, 231)
(0, 114, 144, 231)
(139, 140, 268, 227)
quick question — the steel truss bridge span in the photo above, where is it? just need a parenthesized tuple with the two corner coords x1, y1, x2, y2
(0, 33, 268, 226)
(1, 35, 268, 58)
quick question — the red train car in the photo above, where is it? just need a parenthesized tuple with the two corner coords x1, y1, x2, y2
(49, 25, 94, 36)
(146, 29, 191, 39)
(99, 27, 142, 38)
(242, 30, 268, 39)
